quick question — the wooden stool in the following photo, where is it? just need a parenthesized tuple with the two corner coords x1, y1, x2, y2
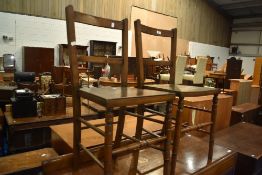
(134, 19, 220, 175)
(0, 148, 57, 174)
(66, 5, 175, 175)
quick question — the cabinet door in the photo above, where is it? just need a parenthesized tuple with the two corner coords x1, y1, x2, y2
(23, 47, 54, 76)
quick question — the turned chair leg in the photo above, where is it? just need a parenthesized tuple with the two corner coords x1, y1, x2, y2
(104, 108, 114, 175)
(128, 105, 145, 175)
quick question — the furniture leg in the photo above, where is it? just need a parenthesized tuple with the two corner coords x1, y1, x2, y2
(128, 105, 144, 175)
(171, 96, 184, 175)
(104, 108, 114, 175)
(72, 97, 81, 171)
(208, 93, 218, 162)
(163, 101, 173, 175)
(114, 107, 126, 149)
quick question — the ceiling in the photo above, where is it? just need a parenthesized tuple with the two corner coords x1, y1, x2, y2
(208, 0, 262, 29)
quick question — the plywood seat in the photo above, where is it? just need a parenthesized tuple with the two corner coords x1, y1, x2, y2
(0, 148, 57, 175)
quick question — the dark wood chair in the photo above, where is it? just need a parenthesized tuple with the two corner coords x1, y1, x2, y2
(134, 19, 220, 175)
(66, 5, 176, 175)
(225, 57, 242, 89)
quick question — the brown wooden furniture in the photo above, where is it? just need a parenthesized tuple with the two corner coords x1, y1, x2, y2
(5, 105, 97, 153)
(179, 94, 233, 133)
(23, 46, 54, 76)
(66, 5, 175, 175)
(134, 19, 221, 175)
(225, 57, 242, 89)
(252, 57, 262, 86)
(213, 122, 262, 175)
(89, 40, 117, 56)
(59, 44, 88, 66)
(230, 79, 252, 105)
(230, 103, 260, 125)
(0, 148, 57, 175)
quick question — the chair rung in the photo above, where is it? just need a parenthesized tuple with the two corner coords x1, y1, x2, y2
(79, 118, 105, 136)
(148, 144, 164, 151)
(173, 104, 211, 113)
(81, 121, 118, 130)
(113, 136, 166, 155)
(79, 143, 104, 169)
(145, 108, 166, 116)
(124, 111, 164, 124)
(181, 122, 213, 133)
(122, 133, 140, 142)
(142, 128, 161, 138)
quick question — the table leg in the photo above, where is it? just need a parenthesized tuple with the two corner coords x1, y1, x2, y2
(171, 96, 184, 175)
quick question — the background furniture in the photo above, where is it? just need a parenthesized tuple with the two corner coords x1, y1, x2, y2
(3, 54, 16, 73)
(4, 105, 97, 153)
(253, 57, 262, 86)
(230, 79, 252, 105)
(23, 47, 54, 76)
(59, 44, 88, 66)
(213, 123, 262, 175)
(160, 56, 187, 84)
(225, 57, 242, 89)
(183, 56, 208, 85)
(177, 94, 233, 133)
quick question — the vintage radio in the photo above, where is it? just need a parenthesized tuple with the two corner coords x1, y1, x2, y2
(40, 94, 66, 116)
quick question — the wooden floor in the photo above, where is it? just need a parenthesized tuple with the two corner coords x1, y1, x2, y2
(47, 116, 237, 175)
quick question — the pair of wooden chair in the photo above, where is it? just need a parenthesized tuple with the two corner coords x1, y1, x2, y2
(65, 5, 220, 175)
(66, 5, 175, 175)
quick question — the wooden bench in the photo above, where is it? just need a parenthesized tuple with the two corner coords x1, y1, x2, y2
(0, 148, 57, 175)
(230, 103, 261, 125)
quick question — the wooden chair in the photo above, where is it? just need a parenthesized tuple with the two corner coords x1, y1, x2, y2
(159, 55, 188, 84)
(183, 56, 208, 86)
(225, 57, 242, 89)
(66, 5, 175, 175)
(134, 19, 220, 175)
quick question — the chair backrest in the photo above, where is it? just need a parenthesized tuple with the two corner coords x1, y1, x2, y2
(226, 57, 242, 79)
(193, 56, 208, 84)
(258, 65, 262, 105)
(175, 56, 187, 84)
(65, 5, 128, 91)
(134, 19, 177, 88)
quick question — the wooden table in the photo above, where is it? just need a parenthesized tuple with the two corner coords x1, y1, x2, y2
(5, 106, 97, 153)
(213, 122, 262, 175)
(99, 77, 155, 87)
(47, 124, 237, 175)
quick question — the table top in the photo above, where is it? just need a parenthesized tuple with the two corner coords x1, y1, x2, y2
(143, 84, 220, 97)
(214, 122, 262, 159)
(79, 86, 175, 108)
(5, 105, 97, 131)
